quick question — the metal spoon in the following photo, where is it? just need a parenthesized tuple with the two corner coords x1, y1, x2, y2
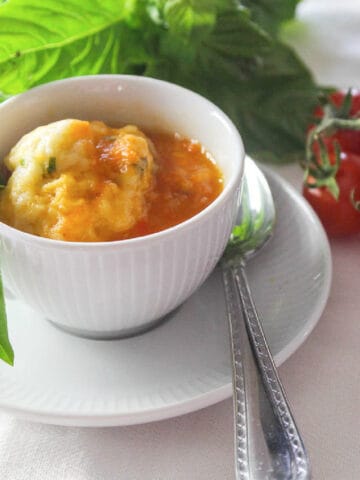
(221, 157, 311, 480)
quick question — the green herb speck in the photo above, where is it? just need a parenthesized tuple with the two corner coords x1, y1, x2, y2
(134, 157, 148, 175)
(0, 174, 6, 189)
(47, 157, 56, 174)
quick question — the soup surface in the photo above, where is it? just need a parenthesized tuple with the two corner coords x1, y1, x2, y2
(0, 119, 223, 242)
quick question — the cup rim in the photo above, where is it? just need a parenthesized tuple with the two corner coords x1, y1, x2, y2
(0, 74, 244, 249)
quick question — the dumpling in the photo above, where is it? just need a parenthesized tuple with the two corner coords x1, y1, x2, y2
(0, 119, 156, 241)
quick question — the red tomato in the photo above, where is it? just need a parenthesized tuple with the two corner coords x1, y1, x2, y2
(333, 129, 360, 155)
(303, 152, 360, 237)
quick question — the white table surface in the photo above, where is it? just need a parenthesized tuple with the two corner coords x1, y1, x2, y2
(1, 1, 360, 479)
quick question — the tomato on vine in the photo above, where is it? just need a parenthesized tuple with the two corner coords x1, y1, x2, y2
(303, 89, 360, 237)
(314, 89, 360, 119)
(314, 89, 360, 154)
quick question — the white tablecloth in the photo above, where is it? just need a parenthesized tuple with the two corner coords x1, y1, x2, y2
(1, 1, 360, 479)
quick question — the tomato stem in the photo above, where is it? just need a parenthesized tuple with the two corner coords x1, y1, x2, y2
(317, 117, 360, 134)
(304, 125, 341, 200)
(304, 100, 360, 200)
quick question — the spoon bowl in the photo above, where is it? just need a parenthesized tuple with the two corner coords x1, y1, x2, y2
(224, 156, 275, 263)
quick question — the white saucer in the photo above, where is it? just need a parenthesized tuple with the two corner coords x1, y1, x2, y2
(0, 166, 332, 427)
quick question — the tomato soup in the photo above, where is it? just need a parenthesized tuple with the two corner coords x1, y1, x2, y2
(125, 132, 223, 239)
(0, 120, 223, 242)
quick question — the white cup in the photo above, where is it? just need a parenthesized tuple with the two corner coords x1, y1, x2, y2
(0, 75, 244, 338)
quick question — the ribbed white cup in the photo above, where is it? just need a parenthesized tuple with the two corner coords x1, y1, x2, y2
(0, 75, 244, 338)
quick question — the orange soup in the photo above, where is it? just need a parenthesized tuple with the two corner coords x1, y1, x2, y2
(125, 132, 223, 239)
(0, 120, 223, 242)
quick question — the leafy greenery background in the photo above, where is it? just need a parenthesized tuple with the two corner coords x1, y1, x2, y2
(0, 0, 320, 162)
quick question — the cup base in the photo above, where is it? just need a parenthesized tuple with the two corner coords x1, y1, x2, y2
(47, 315, 171, 340)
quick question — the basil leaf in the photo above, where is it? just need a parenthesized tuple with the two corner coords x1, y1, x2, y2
(0, 272, 13, 366)
(241, 0, 300, 37)
(0, 0, 145, 94)
(148, 6, 320, 162)
(0, 0, 135, 63)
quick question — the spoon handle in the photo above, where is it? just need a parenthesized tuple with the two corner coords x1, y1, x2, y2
(223, 264, 311, 480)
